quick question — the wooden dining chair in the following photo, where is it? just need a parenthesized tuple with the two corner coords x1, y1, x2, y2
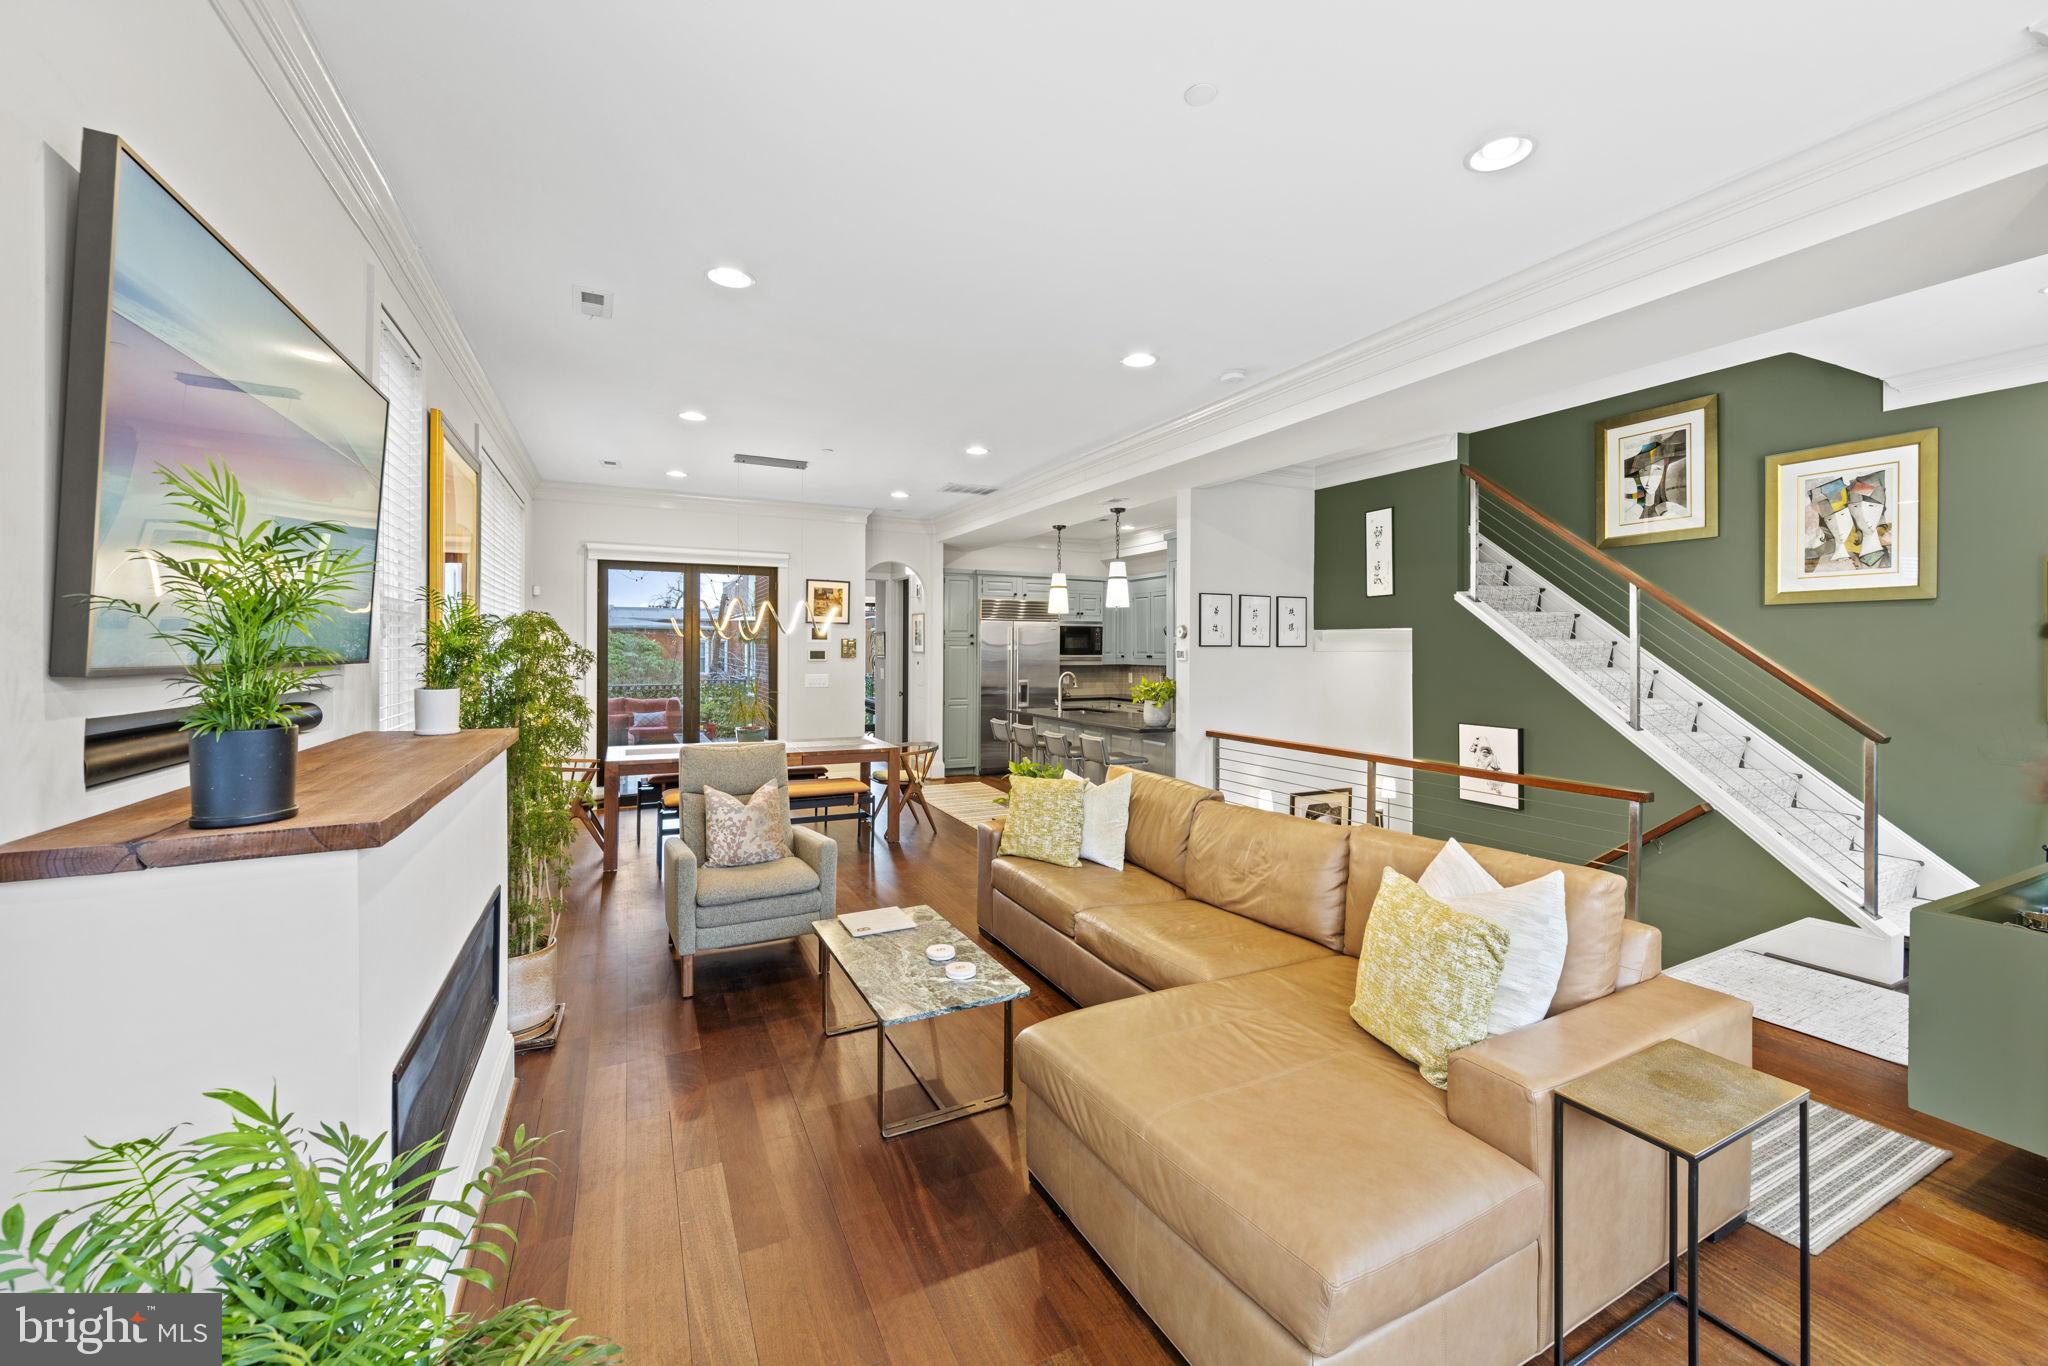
(557, 758, 605, 850)
(870, 741, 940, 832)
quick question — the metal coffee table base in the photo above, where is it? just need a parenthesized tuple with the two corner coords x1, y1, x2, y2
(821, 948, 1016, 1138)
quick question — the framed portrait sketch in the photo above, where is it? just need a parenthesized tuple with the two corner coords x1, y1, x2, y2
(1595, 395, 1718, 548)
(1764, 429, 1936, 605)
(1457, 723, 1523, 810)
(1276, 595, 1307, 647)
(910, 611, 926, 653)
(1365, 508, 1394, 597)
(1197, 591, 1232, 646)
(1290, 788, 1351, 825)
(1238, 594, 1272, 647)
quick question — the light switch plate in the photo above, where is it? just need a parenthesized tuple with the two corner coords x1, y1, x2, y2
(805, 673, 829, 688)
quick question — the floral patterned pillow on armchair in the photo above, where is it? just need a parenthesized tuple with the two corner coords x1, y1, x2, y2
(704, 781, 788, 867)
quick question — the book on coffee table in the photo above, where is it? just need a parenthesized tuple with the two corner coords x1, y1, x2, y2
(837, 906, 916, 937)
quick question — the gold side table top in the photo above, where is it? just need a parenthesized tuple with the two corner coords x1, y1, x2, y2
(1556, 1038, 1809, 1159)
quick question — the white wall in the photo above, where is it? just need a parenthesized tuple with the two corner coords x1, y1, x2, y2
(1173, 479, 1413, 781)
(0, 1, 529, 843)
(529, 486, 869, 740)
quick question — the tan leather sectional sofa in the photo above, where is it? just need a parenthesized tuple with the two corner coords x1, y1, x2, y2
(976, 768, 1752, 1366)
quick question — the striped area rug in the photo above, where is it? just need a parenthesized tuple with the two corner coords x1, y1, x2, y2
(1745, 1102, 1948, 1253)
(922, 781, 1008, 830)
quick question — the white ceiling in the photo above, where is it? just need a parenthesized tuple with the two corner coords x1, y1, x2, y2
(298, 0, 2044, 514)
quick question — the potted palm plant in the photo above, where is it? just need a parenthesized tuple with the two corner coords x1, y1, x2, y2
(418, 590, 489, 735)
(1132, 676, 1176, 727)
(462, 610, 594, 1035)
(0, 1087, 616, 1362)
(731, 686, 773, 743)
(93, 463, 366, 829)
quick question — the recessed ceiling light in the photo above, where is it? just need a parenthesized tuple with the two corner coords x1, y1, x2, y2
(677, 409, 707, 422)
(706, 265, 754, 289)
(665, 469, 688, 479)
(1465, 135, 1534, 173)
(965, 444, 989, 456)
(1218, 368, 1248, 383)
(889, 489, 910, 499)
(1183, 83, 1219, 107)
(1121, 351, 1158, 369)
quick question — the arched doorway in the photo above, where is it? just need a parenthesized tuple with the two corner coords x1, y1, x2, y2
(864, 560, 925, 742)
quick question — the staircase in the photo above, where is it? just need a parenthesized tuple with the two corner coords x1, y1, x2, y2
(1456, 469, 1971, 985)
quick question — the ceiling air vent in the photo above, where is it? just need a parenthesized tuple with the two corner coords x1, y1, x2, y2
(732, 453, 810, 471)
(575, 287, 613, 319)
(940, 482, 999, 496)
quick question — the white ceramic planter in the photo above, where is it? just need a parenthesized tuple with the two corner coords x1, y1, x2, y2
(508, 937, 558, 1034)
(414, 687, 462, 736)
(1141, 700, 1169, 727)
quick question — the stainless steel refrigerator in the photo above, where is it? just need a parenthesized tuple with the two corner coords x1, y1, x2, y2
(979, 599, 1059, 774)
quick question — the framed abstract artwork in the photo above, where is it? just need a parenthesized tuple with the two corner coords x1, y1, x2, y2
(427, 409, 481, 611)
(1238, 594, 1272, 647)
(1276, 595, 1307, 647)
(1764, 429, 1937, 605)
(1197, 591, 1232, 646)
(1457, 723, 1523, 810)
(1595, 395, 1718, 547)
(1365, 508, 1394, 596)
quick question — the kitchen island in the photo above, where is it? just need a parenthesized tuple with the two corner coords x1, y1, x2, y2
(1018, 701, 1175, 776)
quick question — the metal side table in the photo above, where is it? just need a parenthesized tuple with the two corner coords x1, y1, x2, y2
(1553, 1038, 1810, 1365)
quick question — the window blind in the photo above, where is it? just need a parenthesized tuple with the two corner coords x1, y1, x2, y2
(480, 451, 526, 617)
(372, 317, 426, 731)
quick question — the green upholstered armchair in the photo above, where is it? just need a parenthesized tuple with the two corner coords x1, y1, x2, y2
(663, 742, 837, 998)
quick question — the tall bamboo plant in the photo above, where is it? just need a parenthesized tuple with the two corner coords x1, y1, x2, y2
(461, 612, 594, 956)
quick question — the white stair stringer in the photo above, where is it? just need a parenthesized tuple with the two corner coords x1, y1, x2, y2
(1458, 541, 1972, 984)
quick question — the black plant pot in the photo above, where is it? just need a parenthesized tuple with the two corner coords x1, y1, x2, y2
(188, 726, 299, 829)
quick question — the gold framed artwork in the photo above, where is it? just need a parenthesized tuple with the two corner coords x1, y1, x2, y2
(1763, 429, 1937, 605)
(1595, 395, 1718, 547)
(425, 408, 481, 613)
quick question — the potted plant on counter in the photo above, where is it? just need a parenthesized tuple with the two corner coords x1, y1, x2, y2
(462, 610, 594, 1036)
(417, 590, 490, 735)
(1132, 676, 1177, 728)
(92, 462, 366, 829)
(731, 686, 773, 743)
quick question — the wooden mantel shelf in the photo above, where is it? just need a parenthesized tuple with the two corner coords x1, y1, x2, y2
(0, 729, 516, 883)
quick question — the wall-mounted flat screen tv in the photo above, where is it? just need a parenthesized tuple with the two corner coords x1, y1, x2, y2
(50, 130, 389, 676)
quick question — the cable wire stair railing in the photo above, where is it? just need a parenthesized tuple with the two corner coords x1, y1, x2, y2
(1455, 467, 1972, 984)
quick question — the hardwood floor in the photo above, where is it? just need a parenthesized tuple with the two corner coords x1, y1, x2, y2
(471, 800, 2048, 1365)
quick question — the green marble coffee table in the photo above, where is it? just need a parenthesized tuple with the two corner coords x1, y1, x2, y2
(813, 905, 1030, 1138)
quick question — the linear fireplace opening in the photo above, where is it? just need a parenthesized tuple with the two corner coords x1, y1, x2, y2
(392, 889, 501, 1200)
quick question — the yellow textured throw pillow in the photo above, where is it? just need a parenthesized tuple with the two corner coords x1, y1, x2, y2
(998, 776, 1086, 867)
(1351, 870, 1512, 1087)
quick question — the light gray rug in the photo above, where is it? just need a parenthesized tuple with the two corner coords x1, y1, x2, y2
(1667, 948, 1910, 1065)
(1745, 1101, 1948, 1252)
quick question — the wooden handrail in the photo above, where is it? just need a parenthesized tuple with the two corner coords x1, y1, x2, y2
(1462, 466, 1890, 744)
(1205, 730, 1651, 805)
(1588, 803, 1711, 867)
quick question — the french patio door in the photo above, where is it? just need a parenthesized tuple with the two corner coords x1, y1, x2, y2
(597, 560, 779, 747)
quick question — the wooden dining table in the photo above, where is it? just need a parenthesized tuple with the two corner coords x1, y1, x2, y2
(599, 735, 905, 872)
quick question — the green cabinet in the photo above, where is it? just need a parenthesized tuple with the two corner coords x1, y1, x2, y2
(942, 572, 979, 774)
(943, 570, 978, 638)
(1068, 578, 1104, 622)
(1116, 576, 1170, 664)
(977, 574, 1019, 599)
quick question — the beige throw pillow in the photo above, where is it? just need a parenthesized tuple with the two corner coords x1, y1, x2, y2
(1419, 838, 1569, 1035)
(1063, 772, 1132, 870)
(704, 780, 788, 868)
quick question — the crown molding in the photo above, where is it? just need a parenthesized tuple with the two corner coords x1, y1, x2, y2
(936, 51, 2048, 541)
(865, 512, 940, 537)
(533, 478, 871, 524)
(1882, 340, 2048, 409)
(1310, 434, 1460, 489)
(209, 0, 542, 495)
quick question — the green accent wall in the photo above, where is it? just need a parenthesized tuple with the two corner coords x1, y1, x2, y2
(1315, 354, 2048, 965)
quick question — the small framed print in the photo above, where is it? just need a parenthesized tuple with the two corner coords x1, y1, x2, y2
(1238, 594, 1272, 647)
(1458, 723, 1523, 810)
(1198, 591, 1232, 646)
(910, 611, 926, 653)
(1290, 788, 1351, 825)
(840, 637, 859, 659)
(1764, 428, 1937, 605)
(1365, 508, 1394, 597)
(1276, 595, 1307, 647)
(1596, 395, 1718, 547)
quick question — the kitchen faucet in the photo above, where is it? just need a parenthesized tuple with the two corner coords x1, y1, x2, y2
(1056, 670, 1080, 716)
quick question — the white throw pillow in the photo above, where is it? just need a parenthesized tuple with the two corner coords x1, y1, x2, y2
(1418, 839, 1568, 1035)
(1063, 772, 1132, 870)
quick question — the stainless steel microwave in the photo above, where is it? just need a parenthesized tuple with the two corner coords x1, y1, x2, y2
(1058, 623, 1103, 660)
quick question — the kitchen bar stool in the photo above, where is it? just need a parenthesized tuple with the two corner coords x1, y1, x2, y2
(1010, 723, 1040, 766)
(1041, 732, 1074, 775)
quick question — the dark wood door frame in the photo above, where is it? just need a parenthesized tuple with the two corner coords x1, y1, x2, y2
(595, 559, 781, 744)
